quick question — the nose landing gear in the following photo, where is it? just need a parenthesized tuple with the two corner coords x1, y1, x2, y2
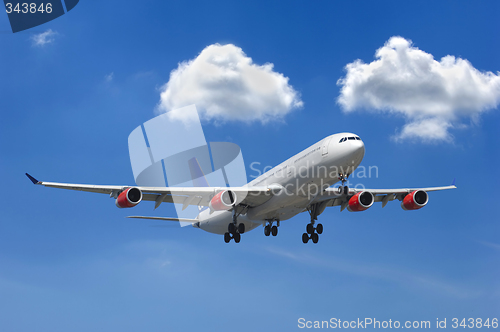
(337, 173, 350, 195)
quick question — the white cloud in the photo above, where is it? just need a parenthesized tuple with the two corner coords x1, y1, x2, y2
(397, 118, 453, 143)
(104, 72, 114, 82)
(157, 44, 303, 123)
(337, 36, 500, 142)
(31, 29, 57, 47)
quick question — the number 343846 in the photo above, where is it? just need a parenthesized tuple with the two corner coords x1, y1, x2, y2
(452, 318, 498, 328)
(5, 3, 53, 14)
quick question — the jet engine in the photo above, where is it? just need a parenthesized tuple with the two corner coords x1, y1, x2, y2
(347, 191, 374, 212)
(115, 187, 142, 208)
(401, 190, 428, 210)
(209, 190, 237, 211)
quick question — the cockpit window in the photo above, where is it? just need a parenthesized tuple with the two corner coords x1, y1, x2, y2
(339, 136, 361, 143)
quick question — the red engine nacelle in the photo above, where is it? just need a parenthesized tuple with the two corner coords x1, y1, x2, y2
(115, 187, 143, 208)
(209, 190, 237, 211)
(347, 191, 374, 212)
(401, 190, 428, 210)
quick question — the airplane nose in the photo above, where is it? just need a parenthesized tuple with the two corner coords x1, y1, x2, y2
(352, 139, 365, 160)
(334, 133, 365, 162)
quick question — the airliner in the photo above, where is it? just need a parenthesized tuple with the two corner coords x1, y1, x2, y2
(26, 133, 456, 244)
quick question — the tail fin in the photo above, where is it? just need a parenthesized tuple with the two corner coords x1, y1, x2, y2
(188, 157, 210, 187)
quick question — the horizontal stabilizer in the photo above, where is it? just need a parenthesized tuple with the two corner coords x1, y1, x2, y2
(127, 216, 198, 222)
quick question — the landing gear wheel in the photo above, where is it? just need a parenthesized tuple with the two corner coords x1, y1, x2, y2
(338, 186, 343, 194)
(343, 186, 349, 195)
(302, 233, 309, 244)
(311, 233, 319, 244)
(224, 232, 231, 243)
(233, 232, 241, 243)
(316, 223, 323, 235)
(271, 225, 278, 236)
(238, 223, 245, 234)
(228, 223, 236, 234)
(264, 225, 271, 236)
(304, 202, 327, 243)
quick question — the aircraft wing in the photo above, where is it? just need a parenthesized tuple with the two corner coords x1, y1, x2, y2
(25, 173, 274, 209)
(314, 182, 457, 209)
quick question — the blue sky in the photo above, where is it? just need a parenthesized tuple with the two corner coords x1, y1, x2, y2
(1, 1, 499, 331)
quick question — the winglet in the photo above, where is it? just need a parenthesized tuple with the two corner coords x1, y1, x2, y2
(25, 173, 41, 184)
(451, 178, 456, 186)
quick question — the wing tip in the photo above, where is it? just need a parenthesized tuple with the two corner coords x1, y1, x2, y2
(25, 173, 41, 185)
(451, 178, 456, 187)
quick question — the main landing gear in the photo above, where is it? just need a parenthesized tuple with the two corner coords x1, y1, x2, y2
(224, 222, 245, 243)
(224, 207, 245, 243)
(302, 203, 324, 244)
(264, 219, 280, 237)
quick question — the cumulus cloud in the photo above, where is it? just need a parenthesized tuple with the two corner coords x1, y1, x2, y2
(157, 44, 303, 123)
(337, 36, 500, 142)
(31, 29, 57, 47)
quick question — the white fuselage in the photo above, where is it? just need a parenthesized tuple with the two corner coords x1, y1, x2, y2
(196, 133, 365, 234)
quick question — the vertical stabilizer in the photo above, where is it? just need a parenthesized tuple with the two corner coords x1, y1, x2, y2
(188, 157, 210, 187)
